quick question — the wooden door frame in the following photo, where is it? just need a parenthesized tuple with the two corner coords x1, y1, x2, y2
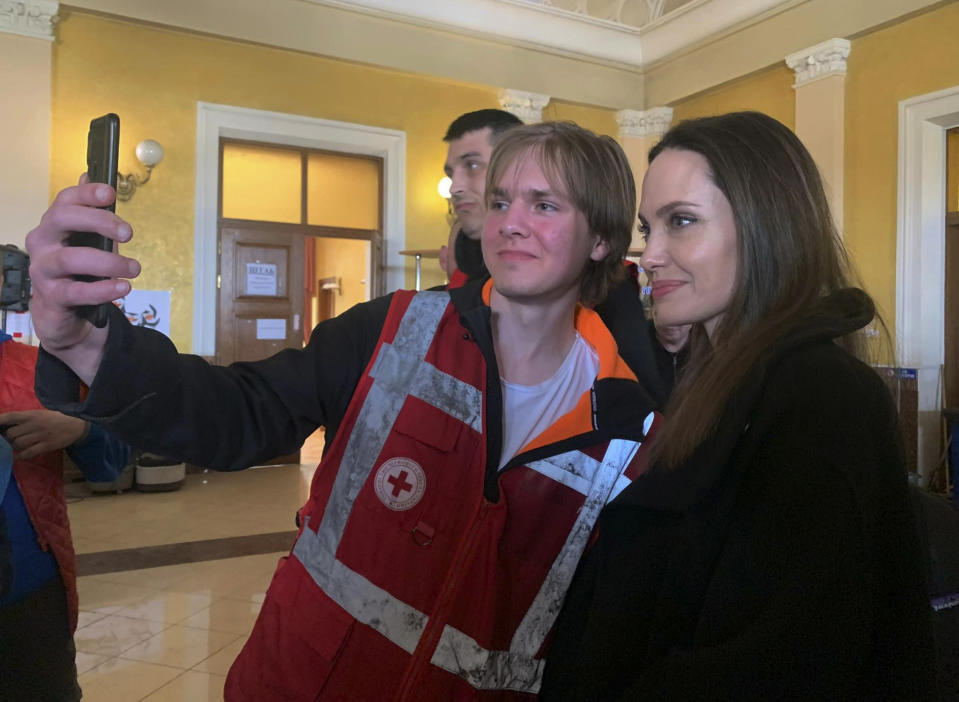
(194, 102, 405, 357)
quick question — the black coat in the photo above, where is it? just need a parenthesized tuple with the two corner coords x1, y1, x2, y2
(541, 289, 936, 701)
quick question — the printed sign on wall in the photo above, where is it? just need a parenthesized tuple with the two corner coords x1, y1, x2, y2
(116, 290, 171, 338)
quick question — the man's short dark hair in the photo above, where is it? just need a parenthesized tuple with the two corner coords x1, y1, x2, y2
(443, 109, 523, 142)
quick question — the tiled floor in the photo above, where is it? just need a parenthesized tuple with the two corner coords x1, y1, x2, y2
(66, 429, 325, 701)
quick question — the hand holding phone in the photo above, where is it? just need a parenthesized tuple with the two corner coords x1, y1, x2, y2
(67, 113, 120, 328)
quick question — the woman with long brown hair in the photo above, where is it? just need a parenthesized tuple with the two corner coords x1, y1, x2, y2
(541, 111, 935, 700)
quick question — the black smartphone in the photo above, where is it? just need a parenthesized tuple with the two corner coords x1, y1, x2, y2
(67, 113, 120, 328)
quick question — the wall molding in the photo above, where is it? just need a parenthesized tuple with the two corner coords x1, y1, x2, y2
(785, 37, 850, 88)
(896, 84, 959, 484)
(498, 89, 550, 123)
(0, 0, 58, 40)
(193, 102, 406, 356)
(616, 106, 673, 138)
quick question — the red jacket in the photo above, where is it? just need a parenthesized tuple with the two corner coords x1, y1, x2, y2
(0, 340, 78, 630)
(225, 287, 658, 700)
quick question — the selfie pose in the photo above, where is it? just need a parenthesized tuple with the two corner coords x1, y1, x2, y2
(26, 122, 660, 700)
(541, 112, 935, 700)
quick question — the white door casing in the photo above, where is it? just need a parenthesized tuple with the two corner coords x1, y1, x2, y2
(897, 85, 959, 484)
(194, 101, 406, 356)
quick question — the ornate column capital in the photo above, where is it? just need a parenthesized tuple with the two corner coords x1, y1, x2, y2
(498, 89, 550, 123)
(785, 38, 851, 88)
(615, 106, 673, 139)
(0, 1, 58, 40)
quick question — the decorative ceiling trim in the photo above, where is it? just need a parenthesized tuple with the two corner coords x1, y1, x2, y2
(0, 0, 58, 40)
(307, 0, 646, 66)
(308, 0, 797, 69)
(785, 37, 851, 88)
(498, 89, 550, 123)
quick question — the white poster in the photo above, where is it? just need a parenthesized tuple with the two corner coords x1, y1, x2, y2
(116, 290, 171, 338)
(2, 311, 34, 344)
(246, 263, 278, 296)
(256, 318, 286, 340)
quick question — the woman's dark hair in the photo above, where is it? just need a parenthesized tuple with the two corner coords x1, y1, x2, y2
(647, 111, 875, 468)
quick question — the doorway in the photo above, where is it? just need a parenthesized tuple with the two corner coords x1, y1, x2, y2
(216, 139, 383, 465)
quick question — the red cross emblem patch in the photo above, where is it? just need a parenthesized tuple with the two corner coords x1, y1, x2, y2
(373, 457, 426, 511)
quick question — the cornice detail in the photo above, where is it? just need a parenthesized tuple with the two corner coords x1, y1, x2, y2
(0, 1, 58, 39)
(616, 106, 673, 138)
(498, 89, 551, 123)
(785, 37, 850, 88)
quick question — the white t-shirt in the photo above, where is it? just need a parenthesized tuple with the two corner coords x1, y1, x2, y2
(498, 332, 599, 470)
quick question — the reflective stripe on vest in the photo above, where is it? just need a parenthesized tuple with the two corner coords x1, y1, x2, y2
(292, 292, 644, 694)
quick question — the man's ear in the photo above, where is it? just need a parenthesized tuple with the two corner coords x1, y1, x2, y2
(589, 235, 610, 262)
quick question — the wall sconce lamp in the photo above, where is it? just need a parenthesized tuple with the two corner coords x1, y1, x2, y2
(116, 139, 164, 202)
(437, 176, 453, 217)
(437, 176, 452, 199)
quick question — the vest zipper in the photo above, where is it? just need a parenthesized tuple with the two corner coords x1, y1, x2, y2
(393, 498, 490, 701)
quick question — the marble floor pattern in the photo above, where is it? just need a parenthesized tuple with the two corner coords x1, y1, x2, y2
(67, 429, 324, 701)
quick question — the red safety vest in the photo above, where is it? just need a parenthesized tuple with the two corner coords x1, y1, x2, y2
(0, 340, 78, 631)
(226, 289, 657, 701)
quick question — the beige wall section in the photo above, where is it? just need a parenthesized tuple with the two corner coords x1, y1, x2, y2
(644, 0, 944, 107)
(542, 101, 619, 138)
(670, 63, 795, 129)
(794, 74, 846, 231)
(845, 1, 959, 334)
(67, 0, 644, 110)
(50, 11, 517, 349)
(0, 32, 51, 251)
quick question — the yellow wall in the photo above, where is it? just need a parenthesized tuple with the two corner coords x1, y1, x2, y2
(845, 1, 959, 331)
(1, 33, 52, 251)
(669, 64, 795, 130)
(51, 12, 618, 350)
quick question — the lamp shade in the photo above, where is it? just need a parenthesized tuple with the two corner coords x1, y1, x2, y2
(135, 139, 164, 167)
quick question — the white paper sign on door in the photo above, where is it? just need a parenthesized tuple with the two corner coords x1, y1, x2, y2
(246, 263, 278, 296)
(256, 318, 286, 340)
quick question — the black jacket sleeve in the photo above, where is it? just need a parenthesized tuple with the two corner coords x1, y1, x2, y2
(35, 296, 393, 470)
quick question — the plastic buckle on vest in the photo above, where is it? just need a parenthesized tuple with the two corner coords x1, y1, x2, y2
(411, 521, 435, 547)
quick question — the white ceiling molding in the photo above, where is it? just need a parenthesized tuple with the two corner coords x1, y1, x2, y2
(0, 0, 58, 40)
(785, 37, 850, 88)
(498, 89, 550, 123)
(637, 0, 794, 65)
(308, 0, 646, 66)
(309, 0, 796, 69)
(616, 106, 673, 138)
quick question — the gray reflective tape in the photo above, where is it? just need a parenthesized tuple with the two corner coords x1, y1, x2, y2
(511, 440, 640, 658)
(610, 473, 632, 502)
(294, 534, 427, 654)
(525, 452, 597, 496)
(301, 291, 451, 577)
(431, 625, 545, 693)
(407, 363, 483, 434)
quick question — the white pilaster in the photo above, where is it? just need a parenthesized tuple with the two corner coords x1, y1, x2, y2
(498, 89, 550, 124)
(0, 1, 58, 40)
(785, 38, 850, 88)
(786, 38, 849, 233)
(0, 2, 56, 251)
(615, 106, 673, 139)
(616, 107, 673, 248)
